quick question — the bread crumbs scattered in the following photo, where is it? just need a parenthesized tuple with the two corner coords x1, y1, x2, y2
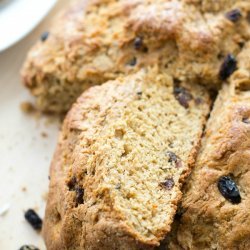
(42, 192, 48, 201)
(41, 132, 48, 138)
(20, 102, 35, 114)
(20, 102, 43, 120)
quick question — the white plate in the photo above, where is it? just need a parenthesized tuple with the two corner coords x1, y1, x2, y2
(0, 0, 57, 52)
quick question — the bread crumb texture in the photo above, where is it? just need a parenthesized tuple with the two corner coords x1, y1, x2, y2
(43, 68, 210, 250)
(21, 0, 250, 113)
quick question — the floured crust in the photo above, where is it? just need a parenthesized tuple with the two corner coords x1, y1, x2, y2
(43, 68, 210, 249)
(21, 0, 250, 113)
(168, 73, 250, 249)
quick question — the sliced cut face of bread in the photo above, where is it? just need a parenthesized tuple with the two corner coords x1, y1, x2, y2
(168, 77, 250, 250)
(43, 68, 211, 250)
(21, 0, 250, 113)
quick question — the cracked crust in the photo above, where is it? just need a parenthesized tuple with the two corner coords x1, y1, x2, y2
(168, 72, 250, 249)
(21, 0, 250, 113)
(43, 68, 211, 249)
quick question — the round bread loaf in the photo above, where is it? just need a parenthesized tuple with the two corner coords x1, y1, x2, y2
(21, 0, 250, 113)
(43, 68, 210, 249)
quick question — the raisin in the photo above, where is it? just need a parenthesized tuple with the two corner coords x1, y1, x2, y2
(195, 97, 203, 105)
(67, 176, 84, 205)
(129, 57, 137, 66)
(166, 151, 182, 168)
(134, 37, 143, 50)
(24, 209, 43, 231)
(242, 117, 250, 124)
(219, 54, 237, 80)
(133, 37, 148, 52)
(225, 9, 242, 22)
(19, 245, 40, 250)
(68, 176, 77, 191)
(136, 91, 142, 96)
(75, 187, 84, 204)
(160, 178, 175, 190)
(218, 176, 241, 204)
(173, 78, 181, 85)
(40, 31, 49, 42)
(166, 151, 177, 162)
(173, 85, 193, 109)
(238, 41, 245, 48)
(19, 246, 40, 250)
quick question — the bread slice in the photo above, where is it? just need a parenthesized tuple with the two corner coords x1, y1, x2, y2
(43, 68, 210, 249)
(168, 74, 250, 249)
(21, 0, 250, 113)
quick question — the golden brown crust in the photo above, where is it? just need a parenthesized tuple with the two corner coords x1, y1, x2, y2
(44, 144, 153, 250)
(168, 73, 250, 250)
(43, 68, 210, 249)
(21, 0, 250, 113)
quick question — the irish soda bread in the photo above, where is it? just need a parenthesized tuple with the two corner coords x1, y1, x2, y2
(43, 68, 210, 249)
(21, 0, 250, 113)
(167, 73, 250, 249)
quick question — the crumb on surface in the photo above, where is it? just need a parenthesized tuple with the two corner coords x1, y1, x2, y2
(42, 192, 48, 201)
(20, 102, 35, 114)
(41, 132, 48, 138)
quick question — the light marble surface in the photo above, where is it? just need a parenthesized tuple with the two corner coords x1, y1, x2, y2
(0, 1, 68, 249)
